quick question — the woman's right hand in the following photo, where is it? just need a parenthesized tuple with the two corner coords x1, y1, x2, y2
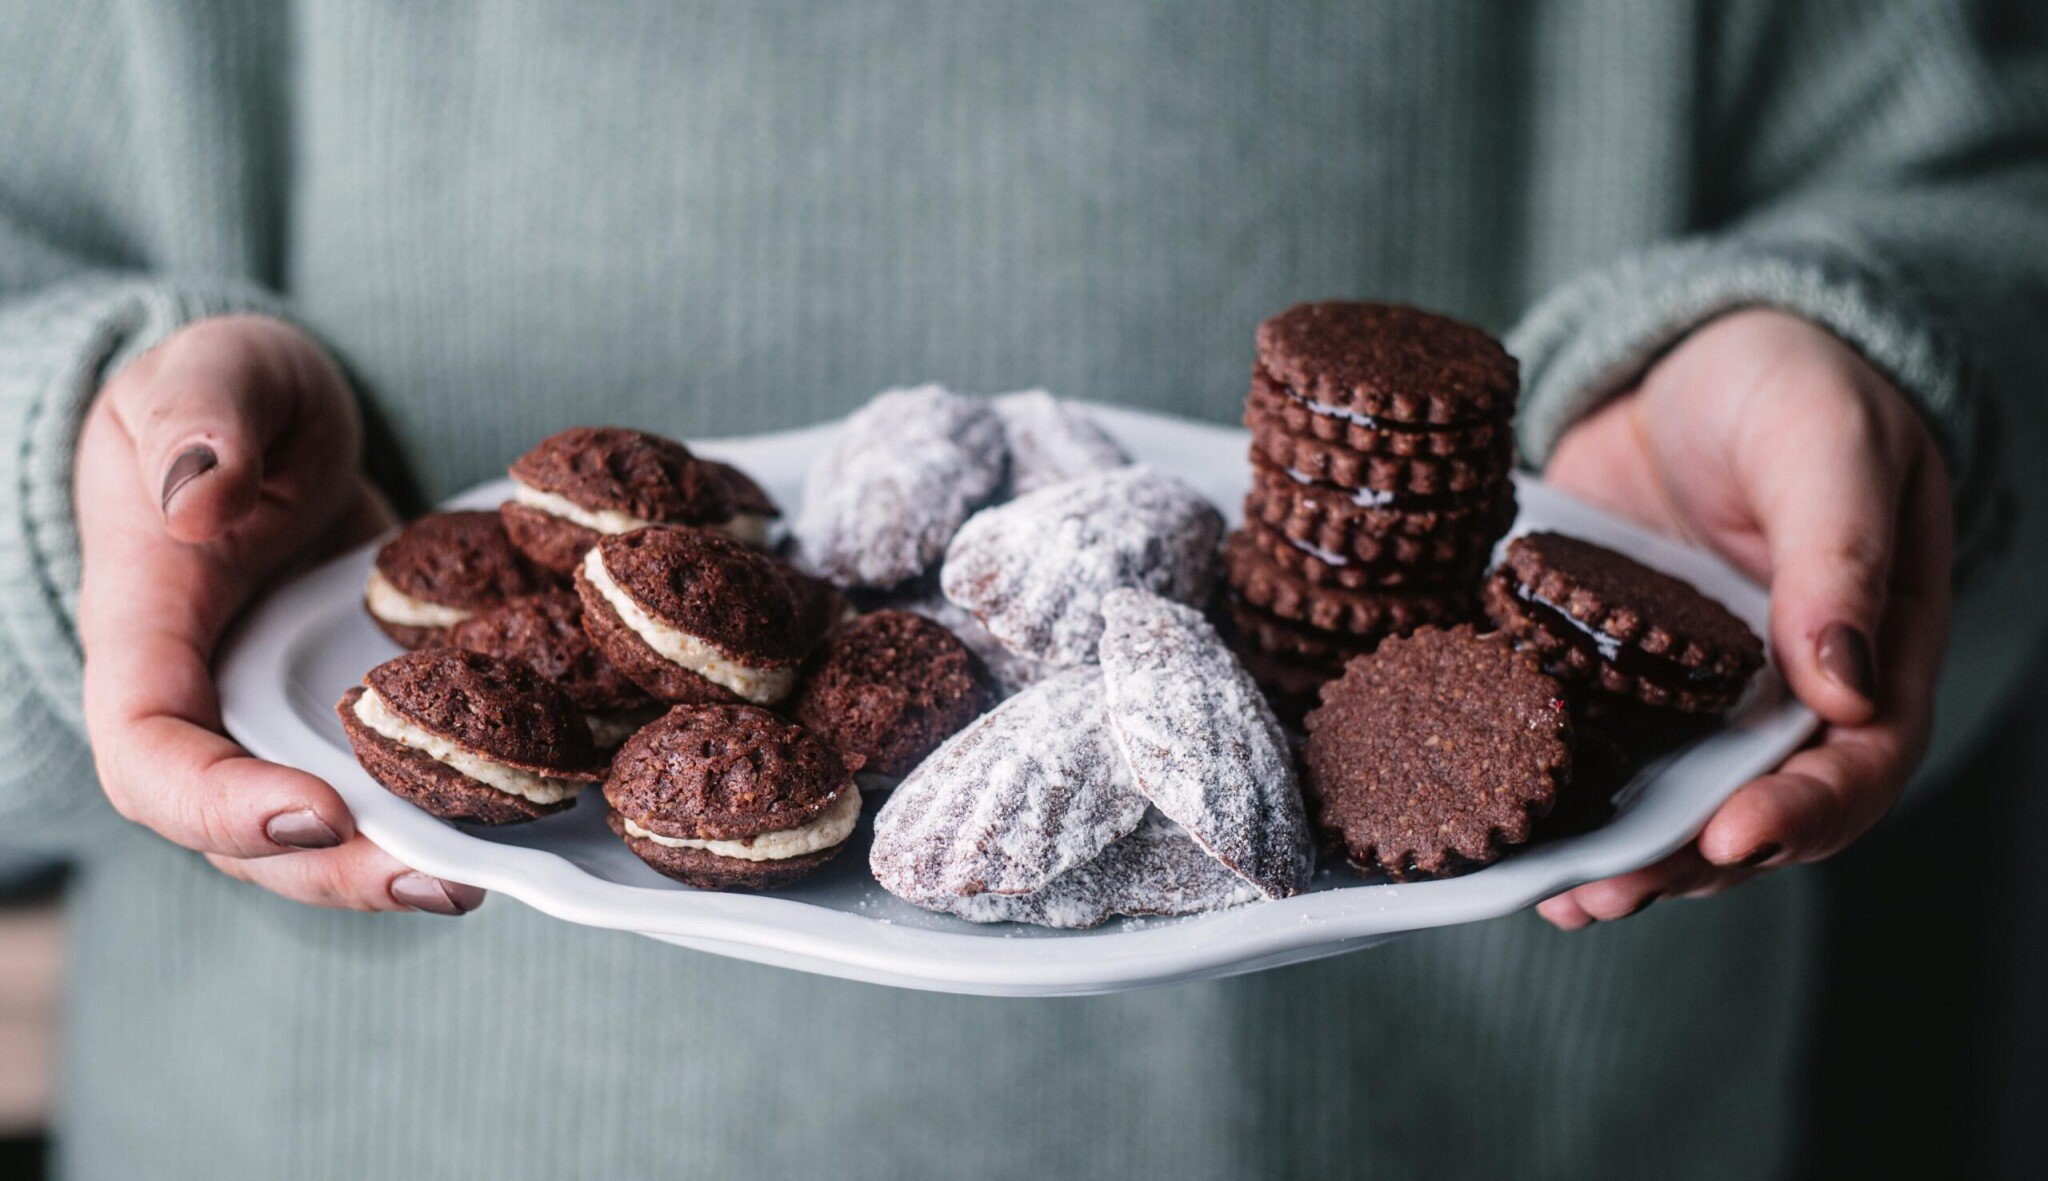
(75, 314, 485, 914)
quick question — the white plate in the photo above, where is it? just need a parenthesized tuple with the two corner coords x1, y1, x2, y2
(218, 405, 1814, 997)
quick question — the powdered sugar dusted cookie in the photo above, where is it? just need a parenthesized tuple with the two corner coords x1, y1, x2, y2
(992, 389, 1130, 496)
(1098, 589, 1312, 899)
(939, 467, 1224, 667)
(939, 810, 1262, 928)
(870, 666, 1147, 904)
(792, 385, 1006, 588)
(899, 594, 1056, 698)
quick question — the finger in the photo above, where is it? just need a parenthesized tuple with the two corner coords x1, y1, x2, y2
(1537, 894, 1594, 931)
(208, 839, 486, 915)
(1547, 845, 1727, 925)
(1697, 730, 1902, 868)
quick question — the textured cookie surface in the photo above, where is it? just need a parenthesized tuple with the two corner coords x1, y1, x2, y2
(603, 704, 850, 841)
(936, 810, 1261, 928)
(792, 610, 992, 777)
(1244, 369, 1506, 457)
(1245, 453, 1517, 556)
(1225, 531, 1473, 638)
(510, 426, 736, 522)
(1098, 590, 1312, 899)
(375, 511, 549, 609)
(870, 667, 1148, 903)
(1238, 519, 1492, 591)
(337, 687, 578, 825)
(445, 591, 652, 713)
(591, 527, 804, 664)
(1303, 625, 1570, 880)
(1256, 301, 1518, 424)
(364, 648, 603, 775)
(898, 595, 1056, 698)
(606, 808, 843, 890)
(993, 389, 1130, 496)
(792, 385, 1006, 588)
(940, 466, 1224, 666)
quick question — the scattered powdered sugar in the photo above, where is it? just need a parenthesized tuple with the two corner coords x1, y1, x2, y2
(898, 594, 1055, 698)
(792, 385, 1007, 588)
(941, 810, 1263, 928)
(1099, 589, 1314, 899)
(870, 666, 1148, 903)
(992, 390, 1131, 496)
(939, 467, 1224, 667)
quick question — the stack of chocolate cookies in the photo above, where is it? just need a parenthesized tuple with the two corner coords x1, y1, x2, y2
(1225, 301, 1520, 711)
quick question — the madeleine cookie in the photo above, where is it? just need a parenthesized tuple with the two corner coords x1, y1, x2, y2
(338, 649, 603, 824)
(364, 511, 550, 648)
(444, 591, 658, 748)
(939, 467, 1224, 666)
(1304, 626, 1571, 880)
(604, 705, 858, 890)
(992, 389, 1130, 496)
(791, 610, 992, 779)
(501, 426, 776, 576)
(1483, 532, 1765, 715)
(575, 527, 807, 705)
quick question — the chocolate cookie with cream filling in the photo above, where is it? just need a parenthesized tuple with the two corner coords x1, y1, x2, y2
(502, 426, 778, 576)
(575, 526, 807, 705)
(444, 591, 660, 749)
(338, 649, 604, 824)
(791, 610, 993, 779)
(604, 704, 859, 890)
(363, 511, 551, 649)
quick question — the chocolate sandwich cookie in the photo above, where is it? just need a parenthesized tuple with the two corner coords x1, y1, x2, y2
(791, 610, 992, 779)
(775, 558, 853, 653)
(1256, 300, 1519, 430)
(444, 591, 659, 749)
(604, 704, 858, 890)
(1304, 625, 1571, 880)
(575, 527, 808, 706)
(338, 649, 604, 825)
(1250, 415, 1512, 497)
(502, 426, 776, 576)
(1244, 368, 1507, 458)
(1239, 520, 1492, 591)
(364, 511, 551, 649)
(1244, 453, 1517, 557)
(1224, 532, 1473, 638)
(1224, 597, 1374, 670)
(1483, 532, 1765, 715)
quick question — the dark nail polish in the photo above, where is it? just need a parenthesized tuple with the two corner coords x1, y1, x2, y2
(390, 872, 485, 916)
(1740, 842, 1783, 868)
(1817, 622, 1877, 703)
(160, 445, 217, 514)
(265, 809, 341, 849)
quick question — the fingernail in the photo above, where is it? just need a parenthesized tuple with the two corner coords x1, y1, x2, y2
(1817, 622, 1877, 703)
(265, 809, 341, 849)
(1740, 842, 1783, 868)
(160, 445, 217, 515)
(390, 872, 486, 916)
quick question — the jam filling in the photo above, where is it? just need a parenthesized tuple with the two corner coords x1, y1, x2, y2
(1512, 584, 1720, 690)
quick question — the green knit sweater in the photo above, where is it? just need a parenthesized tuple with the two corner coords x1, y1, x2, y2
(4, 2, 2045, 1178)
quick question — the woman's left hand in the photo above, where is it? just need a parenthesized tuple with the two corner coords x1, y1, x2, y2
(1535, 308, 1952, 928)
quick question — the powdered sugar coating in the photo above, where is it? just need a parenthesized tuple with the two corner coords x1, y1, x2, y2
(870, 666, 1147, 902)
(939, 467, 1224, 667)
(792, 385, 1006, 588)
(899, 594, 1055, 698)
(992, 390, 1131, 496)
(938, 810, 1262, 928)
(1099, 589, 1313, 899)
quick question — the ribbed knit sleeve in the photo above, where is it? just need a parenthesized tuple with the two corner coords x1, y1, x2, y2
(0, 274, 282, 844)
(1509, 0, 2048, 569)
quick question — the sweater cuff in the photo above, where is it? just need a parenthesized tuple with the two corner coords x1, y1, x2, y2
(0, 274, 282, 835)
(1506, 230, 1993, 560)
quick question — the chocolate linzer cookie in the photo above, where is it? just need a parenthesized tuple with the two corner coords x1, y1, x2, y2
(1224, 531, 1473, 638)
(364, 511, 551, 649)
(1238, 519, 1492, 591)
(1483, 532, 1765, 715)
(502, 426, 775, 576)
(444, 591, 658, 748)
(338, 649, 604, 825)
(1256, 301, 1519, 428)
(1304, 625, 1571, 880)
(575, 527, 807, 706)
(1250, 415, 1512, 496)
(604, 705, 858, 890)
(791, 610, 993, 778)
(1224, 597, 1375, 670)
(1243, 368, 1507, 458)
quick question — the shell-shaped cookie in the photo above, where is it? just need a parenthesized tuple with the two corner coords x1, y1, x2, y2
(992, 389, 1130, 496)
(1099, 589, 1313, 899)
(792, 385, 1007, 588)
(870, 666, 1148, 903)
(939, 467, 1224, 667)
(942, 810, 1263, 928)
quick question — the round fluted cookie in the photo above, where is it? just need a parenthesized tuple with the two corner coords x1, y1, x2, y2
(1243, 367, 1507, 458)
(1224, 597, 1375, 669)
(1224, 531, 1474, 638)
(992, 389, 1130, 496)
(337, 649, 603, 825)
(1256, 301, 1519, 427)
(1245, 452, 1518, 559)
(1099, 589, 1312, 899)
(365, 511, 550, 648)
(1482, 532, 1765, 715)
(603, 704, 857, 890)
(1238, 519, 1492, 591)
(791, 610, 992, 778)
(1304, 625, 1572, 880)
(1250, 414, 1512, 496)
(574, 527, 806, 705)
(939, 466, 1224, 666)
(791, 385, 1006, 588)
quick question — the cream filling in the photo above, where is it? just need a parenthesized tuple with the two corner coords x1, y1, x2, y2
(621, 785, 860, 861)
(511, 479, 770, 546)
(353, 688, 587, 805)
(580, 548, 797, 703)
(364, 568, 471, 629)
